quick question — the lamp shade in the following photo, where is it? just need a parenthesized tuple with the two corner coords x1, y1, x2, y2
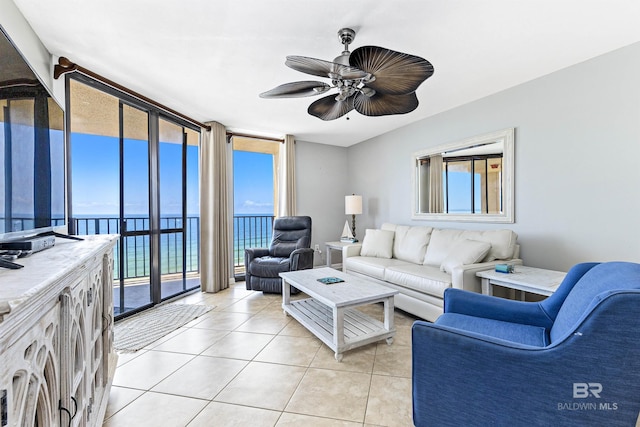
(345, 195, 363, 215)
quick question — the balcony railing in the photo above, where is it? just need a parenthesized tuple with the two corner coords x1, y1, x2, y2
(73, 216, 201, 280)
(71, 214, 274, 280)
(233, 215, 275, 276)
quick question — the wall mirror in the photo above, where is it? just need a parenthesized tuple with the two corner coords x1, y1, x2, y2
(412, 128, 514, 223)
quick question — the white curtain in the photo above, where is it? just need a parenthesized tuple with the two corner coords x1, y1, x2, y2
(199, 121, 233, 293)
(277, 134, 296, 216)
(429, 154, 444, 213)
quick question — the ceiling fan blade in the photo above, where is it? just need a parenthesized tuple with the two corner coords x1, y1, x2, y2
(350, 46, 434, 95)
(308, 94, 354, 121)
(286, 56, 368, 80)
(259, 81, 331, 98)
(353, 91, 419, 117)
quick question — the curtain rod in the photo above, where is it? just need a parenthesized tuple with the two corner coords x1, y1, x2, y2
(226, 131, 285, 143)
(54, 57, 211, 131)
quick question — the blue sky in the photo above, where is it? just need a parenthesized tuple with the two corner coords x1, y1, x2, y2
(71, 133, 200, 216)
(233, 150, 274, 214)
(71, 133, 273, 216)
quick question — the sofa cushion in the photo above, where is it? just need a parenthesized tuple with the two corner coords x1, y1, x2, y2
(392, 225, 433, 264)
(381, 223, 397, 232)
(385, 264, 452, 298)
(423, 229, 466, 266)
(360, 229, 395, 258)
(423, 229, 517, 266)
(436, 313, 550, 347)
(345, 256, 411, 280)
(440, 239, 492, 274)
(458, 229, 518, 262)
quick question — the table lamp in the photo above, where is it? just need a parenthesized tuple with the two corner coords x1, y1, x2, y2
(345, 194, 363, 242)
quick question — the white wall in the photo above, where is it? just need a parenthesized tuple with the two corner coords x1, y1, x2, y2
(295, 140, 349, 266)
(347, 42, 640, 271)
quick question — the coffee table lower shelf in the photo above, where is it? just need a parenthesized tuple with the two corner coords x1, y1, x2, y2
(283, 298, 394, 362)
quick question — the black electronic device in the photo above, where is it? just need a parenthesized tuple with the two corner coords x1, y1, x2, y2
(0, 235, 56, 253)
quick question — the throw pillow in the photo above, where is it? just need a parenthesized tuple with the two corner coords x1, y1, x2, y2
(393, 225, 432, 264)
(440, 239, 492, 274)
(423, 229, 466, 266)
(360, 229, 395, 259)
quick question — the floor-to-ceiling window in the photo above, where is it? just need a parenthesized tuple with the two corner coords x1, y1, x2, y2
(231, 135, 279, 279)
(67, 76, 200, 319)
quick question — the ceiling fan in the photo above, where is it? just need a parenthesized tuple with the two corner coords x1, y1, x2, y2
(259, 28, 434, 121)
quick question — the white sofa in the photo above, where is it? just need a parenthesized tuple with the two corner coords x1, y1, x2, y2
(343, 223, 522, 321)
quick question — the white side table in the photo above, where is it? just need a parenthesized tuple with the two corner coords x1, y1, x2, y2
(325, 241, 362, 271)
(476, 266, 567, 299)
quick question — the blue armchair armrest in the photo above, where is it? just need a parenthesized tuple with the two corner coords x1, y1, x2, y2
(443, 288, 555, 329)
(443, 262, 601, 329)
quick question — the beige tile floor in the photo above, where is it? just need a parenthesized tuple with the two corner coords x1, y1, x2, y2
(103, 281, 419, 427)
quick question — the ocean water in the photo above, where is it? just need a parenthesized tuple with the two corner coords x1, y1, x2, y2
(73, 213, 274, 278)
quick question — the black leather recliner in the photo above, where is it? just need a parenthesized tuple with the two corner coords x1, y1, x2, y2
(244, 216, 313, 294)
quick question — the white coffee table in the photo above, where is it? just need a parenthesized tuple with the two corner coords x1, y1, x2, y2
(280, 267, 398, 362)
(476, 266, 567, 299)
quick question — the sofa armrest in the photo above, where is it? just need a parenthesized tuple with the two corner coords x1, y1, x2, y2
(451, 259, 524, 293)
(443, 288, 554, 328)
(342, 243, 362, 259)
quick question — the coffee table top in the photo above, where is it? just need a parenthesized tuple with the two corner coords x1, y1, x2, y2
(280, 267, 398, 308)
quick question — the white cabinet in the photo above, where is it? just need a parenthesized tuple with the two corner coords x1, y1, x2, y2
(0, 235, 117, 426)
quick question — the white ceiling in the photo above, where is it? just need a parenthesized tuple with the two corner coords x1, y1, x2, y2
(12, 0, 640, 147)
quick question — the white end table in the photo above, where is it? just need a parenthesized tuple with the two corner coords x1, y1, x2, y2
(476, 266, 567, 299)
(325, 241, 362, 270)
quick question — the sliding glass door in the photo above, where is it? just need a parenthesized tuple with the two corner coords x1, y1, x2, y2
(68, 76, 200, 319)
(157, 118, 200, 299)
(119, 103, 152, 314)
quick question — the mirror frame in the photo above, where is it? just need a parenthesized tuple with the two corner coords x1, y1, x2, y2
(411, 127, 515, 223)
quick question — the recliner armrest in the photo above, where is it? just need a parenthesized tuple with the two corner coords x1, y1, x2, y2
(443, 287, 554, 328)
(244, 248, 270, 290)
(290, 248, 314, 271)
(245, 247, 270, 262)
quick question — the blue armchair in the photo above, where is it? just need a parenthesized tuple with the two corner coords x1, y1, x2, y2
(412, 262, 640, 427)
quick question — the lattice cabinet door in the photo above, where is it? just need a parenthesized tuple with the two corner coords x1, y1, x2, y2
(59, 274, 89, 427)
(0, 300, 60, 426)
(87, 259, 106, 425)
(100, 250, 116, 386)
(60, 251, 110, 427)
